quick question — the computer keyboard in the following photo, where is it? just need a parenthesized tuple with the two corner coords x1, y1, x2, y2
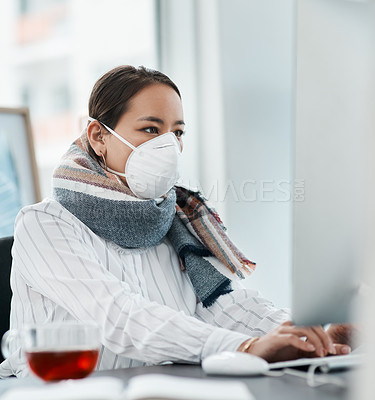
(269, 353, 363, 372)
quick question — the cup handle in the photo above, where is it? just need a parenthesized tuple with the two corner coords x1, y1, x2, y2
(1, 330, 18, 359)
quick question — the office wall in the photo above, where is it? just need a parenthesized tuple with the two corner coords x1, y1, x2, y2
(160, 0, 296, 308)
(216, 0, 295, 307)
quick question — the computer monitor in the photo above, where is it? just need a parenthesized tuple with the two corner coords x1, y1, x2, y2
(291, 125, 369, 326)
(291, 0, 375, 326)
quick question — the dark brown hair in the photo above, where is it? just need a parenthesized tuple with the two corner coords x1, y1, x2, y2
(87, 65, 181, 162)
(89, 65, 180, 127)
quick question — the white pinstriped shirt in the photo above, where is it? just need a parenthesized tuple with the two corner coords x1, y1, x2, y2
(0, 199, 290, 378)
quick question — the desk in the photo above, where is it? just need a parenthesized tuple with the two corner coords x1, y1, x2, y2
(0, 364, 353, 399)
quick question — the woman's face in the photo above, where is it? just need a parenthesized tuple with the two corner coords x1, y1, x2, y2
(101, 83, 184, 180)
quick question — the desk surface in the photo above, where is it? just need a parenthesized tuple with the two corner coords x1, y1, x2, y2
(0, 364, 353, 399)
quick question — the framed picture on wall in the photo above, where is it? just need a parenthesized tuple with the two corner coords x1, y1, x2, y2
(0, 107, 41, 237)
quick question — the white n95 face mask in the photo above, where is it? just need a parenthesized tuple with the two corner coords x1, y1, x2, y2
(88, 117, 182, 199)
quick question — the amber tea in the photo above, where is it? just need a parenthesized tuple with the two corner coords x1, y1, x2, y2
(25, 348, 99, 381)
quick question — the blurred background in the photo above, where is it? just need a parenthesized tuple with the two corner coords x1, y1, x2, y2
(1, 0, 374, 310)
(0, 0, 159, 195)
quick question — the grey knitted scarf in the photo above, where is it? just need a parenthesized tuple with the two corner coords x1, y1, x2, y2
(52, 134, 256, 307)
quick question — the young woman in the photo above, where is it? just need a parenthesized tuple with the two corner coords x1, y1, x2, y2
(0, 66, 350, 377)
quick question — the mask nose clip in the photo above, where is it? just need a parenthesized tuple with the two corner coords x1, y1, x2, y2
(154, 143, 175, 150)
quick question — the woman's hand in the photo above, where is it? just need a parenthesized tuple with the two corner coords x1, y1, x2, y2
(325, 323, 355, 346)
(325, 323, 358, 355)
(237, 321, 350, 363)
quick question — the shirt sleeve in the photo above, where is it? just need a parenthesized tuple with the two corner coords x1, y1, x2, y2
(11, 203, 249, 365)
(194, 280, 291, 337)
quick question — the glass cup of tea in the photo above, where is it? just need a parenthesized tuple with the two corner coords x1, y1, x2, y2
(1, 321, 101, 381)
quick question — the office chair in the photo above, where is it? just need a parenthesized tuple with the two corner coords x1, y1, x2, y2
(0, 236, 13, 363)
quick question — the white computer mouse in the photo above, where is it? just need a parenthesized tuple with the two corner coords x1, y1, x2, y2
(202, 351, 269, 376)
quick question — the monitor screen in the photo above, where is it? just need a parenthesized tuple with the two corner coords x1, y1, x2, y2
(291, 0, 375, 326)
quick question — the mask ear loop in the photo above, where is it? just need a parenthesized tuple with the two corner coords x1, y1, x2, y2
(96, 125, 107, 171)
(100, 152, 107, 171)
(88, 116, 136, 151)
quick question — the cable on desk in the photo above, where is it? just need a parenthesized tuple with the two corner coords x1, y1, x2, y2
(262, 364, 347, 389)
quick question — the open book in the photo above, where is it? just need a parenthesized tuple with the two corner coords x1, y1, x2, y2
(0, 374, 254, 400)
